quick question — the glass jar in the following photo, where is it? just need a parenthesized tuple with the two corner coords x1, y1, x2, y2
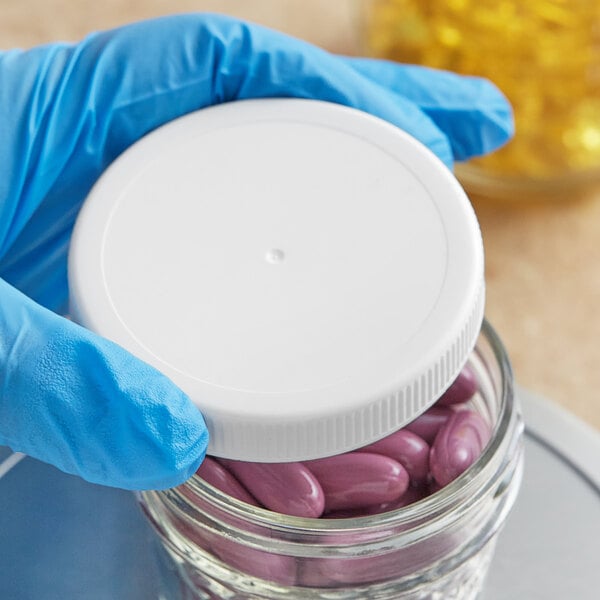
(138, 320, 523, 600)
(363, 0, 600, 199)
(68, 98, 523, 599)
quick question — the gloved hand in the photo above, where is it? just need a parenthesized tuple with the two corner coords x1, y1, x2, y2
(0, 14, 513, 490)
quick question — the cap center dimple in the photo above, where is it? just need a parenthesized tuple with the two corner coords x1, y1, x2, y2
(265, 248, 286, 264)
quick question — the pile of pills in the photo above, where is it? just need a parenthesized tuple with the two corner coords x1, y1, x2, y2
(195, 364, 491, 519)
(365, 0, 600, 180)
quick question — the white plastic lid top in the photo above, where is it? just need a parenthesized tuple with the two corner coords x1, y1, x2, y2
(69, 99, 485, 462)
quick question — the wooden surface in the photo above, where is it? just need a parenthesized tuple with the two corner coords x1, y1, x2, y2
(2, 0, 599, 430)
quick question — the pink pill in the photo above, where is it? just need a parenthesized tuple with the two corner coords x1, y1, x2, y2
(196, 457, 258, 506)
(324, 484, 428, 518)
(304, 452, 409, 512)
(437, 365, 479, 406)
(377, 484, 429, 511)
(218, 459, 325, 518)
(404, 406, 453, 444)
(429, 410, 492, 486)
(300, 542, 438, 587)
(202, 528, 297, 585)
(429, 480, 443, 495)
(360, 429, 430, 484)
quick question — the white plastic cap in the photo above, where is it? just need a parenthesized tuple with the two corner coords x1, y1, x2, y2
(69, 99, 484, 462)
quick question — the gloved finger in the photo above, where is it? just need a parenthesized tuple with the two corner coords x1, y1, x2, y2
(342, 58, 514, 161)
(0, 14, 453, 314)
(0, 278, 208, 490)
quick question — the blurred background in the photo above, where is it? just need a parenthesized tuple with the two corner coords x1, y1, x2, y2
(1, 0, 599, 430)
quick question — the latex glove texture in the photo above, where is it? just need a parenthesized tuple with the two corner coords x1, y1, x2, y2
(0, 14, 513, 490)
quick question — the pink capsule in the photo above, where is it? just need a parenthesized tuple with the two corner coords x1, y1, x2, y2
(304, 452, 409, 512)
(299, 541, 440, 587)
(196, 457, 258, 506)
(324, 484, 428, 518)
(437, 365, 479, 406)
(404, 406, 453, 443)
(429, 480, 443, 495)
(218, 459, 325, 518)
(201, 527, 297, 585)
(360, 429, 430, 484)
(377, 484, 429, 511)
(429, 410, 492, 486)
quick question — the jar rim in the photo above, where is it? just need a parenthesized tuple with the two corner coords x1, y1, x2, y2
(174, 319, 516, 534)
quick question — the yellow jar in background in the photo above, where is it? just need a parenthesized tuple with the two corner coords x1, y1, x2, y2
(364, 0, 600, 198)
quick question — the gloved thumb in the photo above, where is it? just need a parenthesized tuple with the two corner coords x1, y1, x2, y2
(0, 278, 208, 490)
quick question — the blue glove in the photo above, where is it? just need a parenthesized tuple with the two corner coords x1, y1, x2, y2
(0, 14, 513, 490)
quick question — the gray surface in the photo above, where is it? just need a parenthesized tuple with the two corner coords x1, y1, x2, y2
(0, 389, 598, 599)
(484, 389, 600, 600)
(485, 434, 600, 599)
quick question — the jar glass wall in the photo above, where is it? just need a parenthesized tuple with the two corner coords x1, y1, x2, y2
(138, 320, 524, 600)
(363, 0, 600, 198)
